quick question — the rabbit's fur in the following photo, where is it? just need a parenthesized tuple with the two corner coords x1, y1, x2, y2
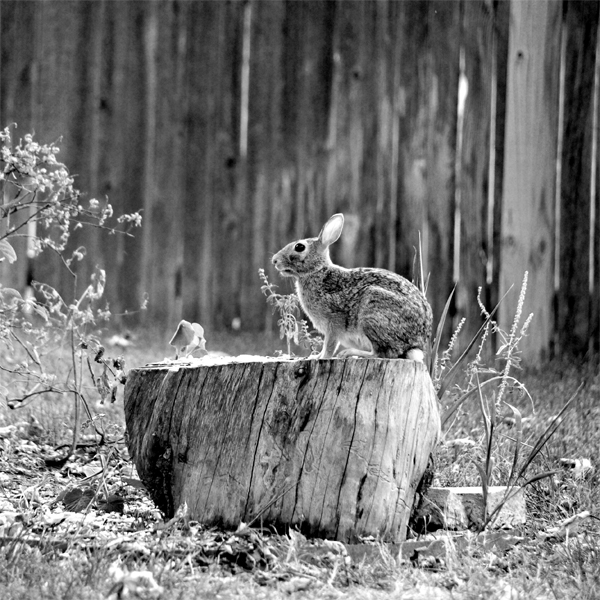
(272, 214, 433, 361)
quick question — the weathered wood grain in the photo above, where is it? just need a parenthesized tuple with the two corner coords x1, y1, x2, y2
(456, 0, 495, 348)
(2, 0, 598, 358)
(499, 0, 561, 362)
(124, 357, 440, 543)
(558, 1, 600, 356)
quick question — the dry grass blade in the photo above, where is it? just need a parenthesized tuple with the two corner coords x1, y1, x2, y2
(474, 463, 489, 524)
(480, 383, 584, 531)
(504, 402, 523, 486)
(437, 287, 512, 399)
(475, 373, 494, 524)
(516, 382, 583, 481)
(430, 285, 455, 375)
(441, 375, 529, 429)
(519, 469, 561, 487)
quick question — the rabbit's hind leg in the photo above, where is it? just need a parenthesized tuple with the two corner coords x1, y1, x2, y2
(358, 288, 412, 359)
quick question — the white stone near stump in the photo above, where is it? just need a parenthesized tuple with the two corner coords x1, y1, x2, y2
(418, 486, 526, 530)
(415, 487, 468, 530)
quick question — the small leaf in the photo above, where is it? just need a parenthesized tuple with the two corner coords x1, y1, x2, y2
(61, 487, 95, 512)
(110, 381, 118, 403)
(122, 477, 146, 490)
(98, 494, 125, 514)
(0, 239, 17, 263)
(190, 322, 207, 356)
(539, 510, 592, 540)
(559, 457, 594, 480)
(281, 577, 313, 594)
(169, 320, 195, 349)
(43, 512, 67, 527)
(29, 300, 50, 321)
(169, 320, 207, 358)
(0, 286, 22, 306)
(95, 365, 111, 402)
(0, 424, 16, 438)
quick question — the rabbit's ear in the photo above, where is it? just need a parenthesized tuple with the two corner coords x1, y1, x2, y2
(318, 214, 344, 248)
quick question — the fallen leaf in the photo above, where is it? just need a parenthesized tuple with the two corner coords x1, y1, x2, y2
(98, 494, 125, 514)
(0, 425, 16, 438)
(60, 487, 96, 512)
(559, 457, 594, 480)
(122, 477, 146, 490)
(169, 320, 208, 358)
(402, 585, 453, 600)
(0, 240, 17, 264)
(539, 510, 592, 541)
(0, 286, 21, 307)
(497, 584, 520, 600)
(107, 563, 163, 600)
(281, 577, 313, 594)
(42, 512, 67, 527)
(445, 438, 477, 449)
(0, 512, 20, 528)
(27, 416, 44, 440)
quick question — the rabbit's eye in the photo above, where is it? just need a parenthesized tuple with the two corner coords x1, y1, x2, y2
(294, 243, 306, 253)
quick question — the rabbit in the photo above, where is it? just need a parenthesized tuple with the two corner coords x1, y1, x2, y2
(272, 213, 433, 362)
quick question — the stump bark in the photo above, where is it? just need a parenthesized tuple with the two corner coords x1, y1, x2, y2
(124, 356, 440, 543)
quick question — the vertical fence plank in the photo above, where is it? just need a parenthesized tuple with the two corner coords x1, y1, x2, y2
(24, 1, 81, 297)
(101, 1, 145, 318)
(116, 1, 147, 320)
(0, 0, 37, 291)
(592, 19, 600, 357)
(182, 1, 242, 331)
(372, 0, 406, 274)
(397, 0, 459, 337)
(323, 0, 369, 267)
(246, 0, 286, 330)
(487, 0, 510, 322)
(2, 0, 599, 358)
(455, 0, 497, 348)
(141, 0, 189, 328)
(79, 0, 106, 288)
(499, 0, 562, 362)
(425, 1, 460, 335)
(396, 0, 429, 283)
(139, 0, 159, 324)
(557, 0, 600, 356)
(182, 0, 216, 329)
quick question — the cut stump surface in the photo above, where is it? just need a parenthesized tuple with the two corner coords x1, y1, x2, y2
(124, 356, 440, 543)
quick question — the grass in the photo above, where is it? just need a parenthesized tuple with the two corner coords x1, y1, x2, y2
(0, 327, 599, 599)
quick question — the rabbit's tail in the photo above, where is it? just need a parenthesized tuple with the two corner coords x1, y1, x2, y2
(405, 348, 425, 363)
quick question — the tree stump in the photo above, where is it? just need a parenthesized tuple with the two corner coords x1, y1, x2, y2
(124, 356, 440, 543)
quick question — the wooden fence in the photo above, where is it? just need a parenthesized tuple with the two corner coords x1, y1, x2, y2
(1, 0, 599, 362)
